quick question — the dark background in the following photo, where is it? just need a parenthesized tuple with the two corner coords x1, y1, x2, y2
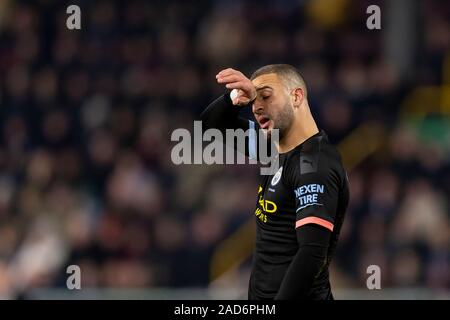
(0, 0, 448, 299)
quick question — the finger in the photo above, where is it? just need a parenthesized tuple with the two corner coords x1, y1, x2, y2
(225, 81, 247, 90)
(216, 68, 242, 78)
(217, 71, 236, 79)
(232, 95, 243, 105)
(217, 74, 242, 84)
(216, 68, 235, 76)
(234, 96, 251, 106)
(226, 82, 254, 95)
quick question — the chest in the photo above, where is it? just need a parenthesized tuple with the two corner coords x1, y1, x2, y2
(254, 165, 296, 224)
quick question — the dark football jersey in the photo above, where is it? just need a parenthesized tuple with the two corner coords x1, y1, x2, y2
(248, 129, 349, 299)
(201, 94, 349, 300)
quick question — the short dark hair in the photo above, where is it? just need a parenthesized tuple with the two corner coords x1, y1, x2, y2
(250, 64, 307, 97)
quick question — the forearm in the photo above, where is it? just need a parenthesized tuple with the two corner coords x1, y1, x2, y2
(275, 244, 327, 299)
(275, 225, 330, 300)
(200, 93, 244, 132)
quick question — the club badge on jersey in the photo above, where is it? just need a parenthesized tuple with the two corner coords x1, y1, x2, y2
(271, 166, 283, 186)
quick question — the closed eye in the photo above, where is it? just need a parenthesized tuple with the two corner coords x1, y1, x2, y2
(256, 87, 273, 101)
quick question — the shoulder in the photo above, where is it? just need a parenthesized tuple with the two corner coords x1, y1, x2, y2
(284, 132, 345, 185)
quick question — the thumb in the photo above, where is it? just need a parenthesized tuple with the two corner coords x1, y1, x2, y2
(235, 97, 250, 106)
(230, 89, 240, 105)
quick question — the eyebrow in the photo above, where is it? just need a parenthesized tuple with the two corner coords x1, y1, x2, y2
(255, 85, 273, 91)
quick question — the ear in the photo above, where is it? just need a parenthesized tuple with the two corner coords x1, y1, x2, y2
(292, 87, 305, 108)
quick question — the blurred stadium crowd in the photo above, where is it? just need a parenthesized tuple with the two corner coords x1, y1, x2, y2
(0, 0, 449, 299)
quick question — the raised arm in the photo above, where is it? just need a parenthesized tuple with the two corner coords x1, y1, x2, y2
(200, 68, 268, 161)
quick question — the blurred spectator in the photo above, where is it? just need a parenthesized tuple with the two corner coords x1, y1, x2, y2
(0, 0, 448, 298)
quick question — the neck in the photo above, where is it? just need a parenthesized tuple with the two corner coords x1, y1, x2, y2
(276, 104, 319, 154)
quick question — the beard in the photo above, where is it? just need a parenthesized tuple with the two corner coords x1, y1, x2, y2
(267, 103, 294, 141)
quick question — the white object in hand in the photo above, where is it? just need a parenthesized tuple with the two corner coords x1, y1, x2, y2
(230, 89, 238, 102)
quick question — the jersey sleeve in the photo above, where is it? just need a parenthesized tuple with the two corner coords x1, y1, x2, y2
(200, 93, 272, 162)
(288, 153, 340, 233)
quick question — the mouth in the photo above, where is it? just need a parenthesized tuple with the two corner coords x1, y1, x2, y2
(257, 115, 271, 130)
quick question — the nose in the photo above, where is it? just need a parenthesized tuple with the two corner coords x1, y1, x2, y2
(252, 99, 264, 114)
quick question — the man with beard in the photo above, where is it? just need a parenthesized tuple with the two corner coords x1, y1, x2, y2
(200, 64, 349, 300)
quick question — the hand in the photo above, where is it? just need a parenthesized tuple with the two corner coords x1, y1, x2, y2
(216, 68, 257, 106)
